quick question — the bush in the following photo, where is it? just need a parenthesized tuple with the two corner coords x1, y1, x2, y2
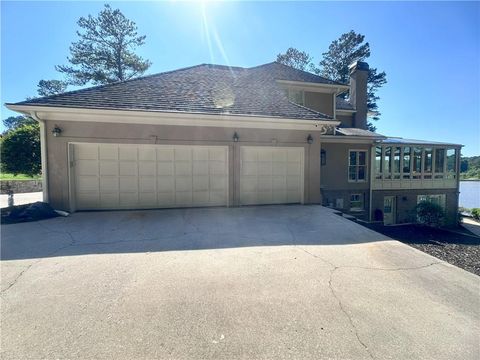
(415, 200, 446, 228)
(0, 124, 41, 176)
(472, 208, 480, 221)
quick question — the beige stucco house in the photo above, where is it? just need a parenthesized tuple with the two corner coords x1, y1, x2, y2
(6, 61, 462, 225)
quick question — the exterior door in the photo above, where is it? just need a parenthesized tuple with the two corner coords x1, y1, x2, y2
(383, 196, 396, 225)
(239, 146, 304, 205)
(71, 143, 228, 210)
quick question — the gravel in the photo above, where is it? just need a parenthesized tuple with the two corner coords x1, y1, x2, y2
(363, 223, 480, 276)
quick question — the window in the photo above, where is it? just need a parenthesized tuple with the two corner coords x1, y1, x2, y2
(446, 148, 457, 179)
(413, 147, 422, 179)
(423, 148, 433, 179)
(350, 193, 364, 211)
(285, 89, 304, 106)
(348, 150, 367, 182)
(321, 149, 326, 166)
(375, 146, 382, 179)
(434, 148, 445, 178)
(417, 194, 446, 209)
(393, 147, 401, 179)
(384, 147, 391, 179)
(403, 147, 411, 179)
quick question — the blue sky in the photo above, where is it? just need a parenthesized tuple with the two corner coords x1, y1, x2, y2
(1, 1, 479, 156)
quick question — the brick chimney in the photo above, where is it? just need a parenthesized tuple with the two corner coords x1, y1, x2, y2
(348, 61, 369, 130)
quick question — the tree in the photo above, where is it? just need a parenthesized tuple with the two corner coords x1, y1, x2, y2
(276, 47, 316, 72)
(2, 116, 36, 133)
(0, 124, 41, 176)
(318, 31, 387, 130)
(55, 4, 151, 86)
(37, 79, 68, 97)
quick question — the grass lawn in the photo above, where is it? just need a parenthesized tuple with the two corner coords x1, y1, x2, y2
(0, 173, 41, 180)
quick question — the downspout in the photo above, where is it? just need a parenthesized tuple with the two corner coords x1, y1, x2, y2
(30, 111, 49, 203)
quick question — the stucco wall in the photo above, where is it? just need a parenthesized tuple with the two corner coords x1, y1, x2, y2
(44, 120, 322, 211)
(304, 92, 334, 117)
(319, 142, 371, 215)
(371, 189, 459, 226)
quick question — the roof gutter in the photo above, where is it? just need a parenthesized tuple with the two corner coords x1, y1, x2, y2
(29, 111, 49, 203)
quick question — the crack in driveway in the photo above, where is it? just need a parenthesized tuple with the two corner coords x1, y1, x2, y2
(295, 244, 443, 360)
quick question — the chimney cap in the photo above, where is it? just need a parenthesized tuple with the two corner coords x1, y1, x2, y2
(349, 61, 369, 72)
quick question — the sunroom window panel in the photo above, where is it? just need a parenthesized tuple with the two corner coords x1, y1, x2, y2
(384, 147, 391, 179)
(434, 148, 445, 178)
(403, 146, 411, 179)
(413, 147, 422, 179)
(393, 147, 401, 179)
(375, 146, 382, 179)
(446, 149, 456, 179)
(424, 148, 433, 179)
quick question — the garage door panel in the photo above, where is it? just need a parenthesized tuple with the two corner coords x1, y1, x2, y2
(99, 145, 118, 160)
(157, 176, 174, 192)
(77, 176, 99, 192)
(76, 160, 98, 176)
(157, 162, 174, 176)
(139, 177, 155, 192)
(74, 144, 227, 210)
(119, 162, 137, 176)
(100, 177, 119, 192)
(139, 162, 155, 176)
(119, 147, 137, 161)
(99, 161, 118, 176)
(119, 177, 137, 191)
(157, 149, 174, 161)
(175, 162, 192, 176)
(240, 146, 303, 206)
(138, 148, 156, 161)
(76, 145, 98, 160)
(174, 148, 191, 161)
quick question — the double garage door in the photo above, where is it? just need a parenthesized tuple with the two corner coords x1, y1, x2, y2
(72, 143, 303, 210)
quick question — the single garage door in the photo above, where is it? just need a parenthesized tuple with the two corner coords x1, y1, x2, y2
(240, 146, 304, 205)
(72, 143, 228, 210)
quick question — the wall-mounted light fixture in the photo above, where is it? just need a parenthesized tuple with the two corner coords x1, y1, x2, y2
(233, 132, 239, 142)
(307, 134, 313, 144)
(51, 125, 62, 137)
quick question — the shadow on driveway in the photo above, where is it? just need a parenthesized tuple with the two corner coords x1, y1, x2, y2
(1, 205, 390, 261)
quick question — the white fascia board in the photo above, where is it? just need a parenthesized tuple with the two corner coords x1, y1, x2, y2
(276, 80, 349, 95)
(320, 135, 381, 144)
(6, 104, 340, 131)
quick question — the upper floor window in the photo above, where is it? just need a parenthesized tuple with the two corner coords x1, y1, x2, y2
(285, 89, 305, 106)
(348, 150, 367, 182)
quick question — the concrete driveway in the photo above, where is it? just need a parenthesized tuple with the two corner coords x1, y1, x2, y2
(1, 205, 479, 359)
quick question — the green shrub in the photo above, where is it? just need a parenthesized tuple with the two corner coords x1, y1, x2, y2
(415, 200, 446, 228)
(0, 124, 41, 176)
(471, 208, 480, 221)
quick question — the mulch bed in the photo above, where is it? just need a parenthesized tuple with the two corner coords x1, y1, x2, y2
(363, 223, 480, 276)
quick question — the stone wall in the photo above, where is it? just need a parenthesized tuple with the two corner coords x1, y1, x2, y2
(0, 180, 43, 194)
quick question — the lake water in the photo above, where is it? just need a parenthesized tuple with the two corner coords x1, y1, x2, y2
(459, 181, 480, 209)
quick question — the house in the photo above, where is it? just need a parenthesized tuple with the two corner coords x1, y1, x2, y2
(6, 61, 462, 225)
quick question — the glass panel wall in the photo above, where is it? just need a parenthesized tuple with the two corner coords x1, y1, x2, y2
(373, 145, 458, 181)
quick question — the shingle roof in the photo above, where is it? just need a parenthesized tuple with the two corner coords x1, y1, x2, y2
(336, 127, 384, 138)
(10, 62, 348, 121)
(336, 97, 355, 111)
